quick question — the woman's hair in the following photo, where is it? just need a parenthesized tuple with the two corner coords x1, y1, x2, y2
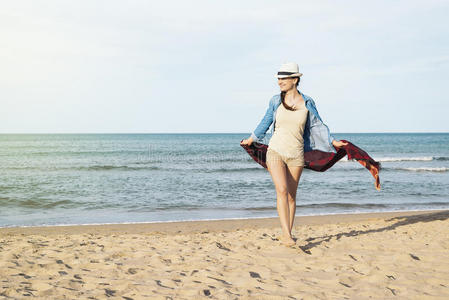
(281, 77, 300, 111)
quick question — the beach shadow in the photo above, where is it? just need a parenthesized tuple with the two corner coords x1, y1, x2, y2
(297, 210, 449, 254)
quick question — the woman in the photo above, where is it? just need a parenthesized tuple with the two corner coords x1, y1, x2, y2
(240, 62, 348, 247)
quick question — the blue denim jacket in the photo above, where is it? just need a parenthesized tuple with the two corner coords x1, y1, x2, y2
(250, 90, 337, 153)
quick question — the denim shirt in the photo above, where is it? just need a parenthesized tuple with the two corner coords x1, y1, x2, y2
(250, 90, 337, 153)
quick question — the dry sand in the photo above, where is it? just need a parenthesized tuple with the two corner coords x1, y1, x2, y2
(0, 210, 448, 299)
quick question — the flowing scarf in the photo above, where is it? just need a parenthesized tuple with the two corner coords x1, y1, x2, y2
(240, 139, 381, 190)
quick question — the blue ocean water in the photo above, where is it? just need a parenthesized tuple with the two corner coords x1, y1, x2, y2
(0, 133, 448, 227)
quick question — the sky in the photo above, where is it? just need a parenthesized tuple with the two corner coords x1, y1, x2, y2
(1, 0, 448, 133)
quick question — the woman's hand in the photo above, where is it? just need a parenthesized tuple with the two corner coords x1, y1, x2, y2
(332, 140, 348, 149)
(240, 137, 254, 146)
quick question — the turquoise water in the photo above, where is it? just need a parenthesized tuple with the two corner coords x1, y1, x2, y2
(0, 133, 448, 227)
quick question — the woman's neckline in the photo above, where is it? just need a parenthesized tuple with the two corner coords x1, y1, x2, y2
(283, 94, 306, 111)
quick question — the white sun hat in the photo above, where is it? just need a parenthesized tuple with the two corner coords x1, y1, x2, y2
(276, 62, 303, 78)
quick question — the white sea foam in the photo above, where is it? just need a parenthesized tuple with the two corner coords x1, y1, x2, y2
(337, 156, 438, 163)
(376, 156, 434, 162)
(397, 167, 449, 172)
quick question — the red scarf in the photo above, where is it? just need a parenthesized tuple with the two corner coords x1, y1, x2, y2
(240, 139, 381, 190)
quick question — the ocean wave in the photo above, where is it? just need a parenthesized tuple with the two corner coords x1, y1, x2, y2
(0, 198, 75, 209)
(80, 165, 160, 171)
(2, 164, 263, 172)
(435, 156, 449, 161)
(394, 167, 449, 173)
(132, 156, 252, 163)
(82, 164, 264, 172)
(376, 156, 434, 162)
(244, 201, 449, 211)
(7, 150, 148, 156)
(129, 203, 391, 212)
(3, 165, 162, 171)
(404, 201, 449, 206)
(203, 167, 265, 173)
(245, 203, 389, 211)
(291, 156, 448, 163)
(372, 156, 449, 162)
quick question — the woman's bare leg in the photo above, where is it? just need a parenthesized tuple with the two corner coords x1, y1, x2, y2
(285, 166, 303, 233)
(266, 155, 294, 245)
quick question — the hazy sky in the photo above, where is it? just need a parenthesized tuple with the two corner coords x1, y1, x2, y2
(1, 0, 448, 133)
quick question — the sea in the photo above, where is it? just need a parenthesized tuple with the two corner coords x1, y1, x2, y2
(0, 133, 448, 228)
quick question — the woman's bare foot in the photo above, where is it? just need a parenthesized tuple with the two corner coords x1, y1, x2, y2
(279, 235, 296, 247)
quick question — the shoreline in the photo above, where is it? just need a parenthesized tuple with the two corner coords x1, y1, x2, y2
(1, 209, 447, 235)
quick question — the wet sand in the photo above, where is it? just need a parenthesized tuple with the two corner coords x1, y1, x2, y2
(1, 210, 448, 299)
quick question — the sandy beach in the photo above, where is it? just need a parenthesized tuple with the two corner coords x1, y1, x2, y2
(1, 210, 448, 299)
